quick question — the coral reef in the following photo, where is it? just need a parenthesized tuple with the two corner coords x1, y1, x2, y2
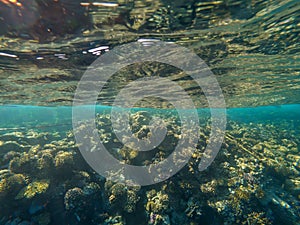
(0, 173, 26, 199)
(54, 151, 74, 170)
(15, 179, 50, 200)
(64, 187, 85, 212)
(105, 181, 140, 214)
(146, 189, 170, 225)
(0, 111, 299, 225)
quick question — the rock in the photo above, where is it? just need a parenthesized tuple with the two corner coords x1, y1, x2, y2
(64, 187, 85, 212)
(54, 151, 74, 176)
(15, 179, 50, 200)
(0, 141, 28, 156)
(0, 173, 26, 199)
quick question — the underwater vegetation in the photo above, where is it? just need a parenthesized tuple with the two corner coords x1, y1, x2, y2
(0, 110, 299, 225)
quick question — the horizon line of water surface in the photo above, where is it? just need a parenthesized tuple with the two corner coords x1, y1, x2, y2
(0, 104, 299, 131)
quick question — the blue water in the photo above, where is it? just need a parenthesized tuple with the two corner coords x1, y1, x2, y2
(1, 104, 299, 131)
(0, 104, 300, 138)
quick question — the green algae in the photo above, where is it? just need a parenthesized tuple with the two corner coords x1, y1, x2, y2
(15, 179, 50, 200)
(0, 173, 26, 198)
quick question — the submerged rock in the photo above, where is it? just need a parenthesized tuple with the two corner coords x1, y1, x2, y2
(54, 151, 74, 176)
(0, 141, 28, 157)
(9, 153, 37, 175)
(64, 187, 85, 212)
(37, 151, 55, 178)
(15, 179, 50, 200)
(146, 190, 169, 214)
(104, 215, 126, 225)
(0, 173, 26, 199)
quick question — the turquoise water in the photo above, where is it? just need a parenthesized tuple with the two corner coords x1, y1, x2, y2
(1, 104, 300, 130)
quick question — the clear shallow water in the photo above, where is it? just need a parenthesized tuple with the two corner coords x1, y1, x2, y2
(0, 0, 300, 225)
(0, 104, 300, 130)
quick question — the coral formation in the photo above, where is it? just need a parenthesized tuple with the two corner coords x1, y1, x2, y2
(64, 187, 85, 212)
(15, 179, 50, 200)
(55, 151, 74, 168)
(0, 173, 26, 199)
(0, 110, 299, 225)
(105, 181, 140, 214)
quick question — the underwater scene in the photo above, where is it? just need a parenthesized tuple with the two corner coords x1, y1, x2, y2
(0, 0, 300, 225)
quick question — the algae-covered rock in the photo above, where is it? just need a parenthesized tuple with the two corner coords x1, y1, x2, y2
(109, 183, 127, 205)
(83, 182, 101, 196)
(15, 179, 49, 199)
(105, 182, 140, 214)
(37, 151, 54, 177)
(64, 187, 85, 211)
(124, 190, 140, 213)
(0, 169, 11, 179)
(241, 212, 271, 225)
(64, 183, 103, 224)
(285, 178, 300, 196)
(0, 141, 27, 156)
(0, 173, 26, 199)
(9, 152, 38, 175)
(54, 151, 74, 175)
(130, 111, 151, 133)
(146, 190, 169, 214)
(119, 146, 139, 162)
(104, 215, 126, 225)
(2, 151, 20, 164)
